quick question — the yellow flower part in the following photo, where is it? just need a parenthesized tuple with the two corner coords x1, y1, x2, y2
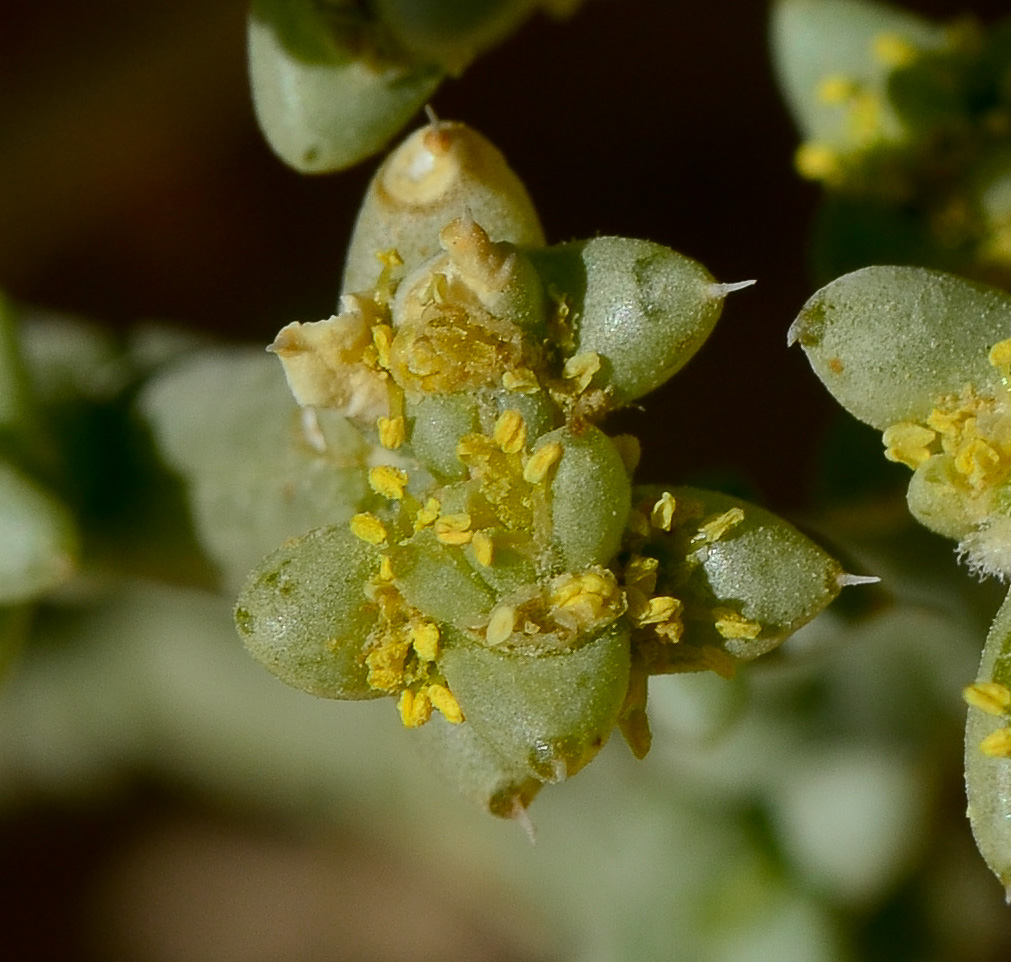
(368, 464, 409, 500)
(954, 437, 1004, 490)
(989, 338, 1011, 380)
(650, 491, 676, 532)
(563, 351, 601, 394)
(398, 688, 433, 728)
(795, 142, 844, 183)
(816, 74, 858, 105)
(871, 32, 919, 69)
(427, 683, 464, 724)
(471, 529, 494, 567)
(964, 681, 1011, 716)
(883, 421, 937, 467)
(980, 727, 1011, 758)
(696, 507, 745, 544)
(486, 604, 517, 646)
(523, 440, 563, 484)
(414, 497, 441, 531)
(350, 512, 388, 545)
(377, 415, 406, 449)
(366, 636, 410, 692)
(493, 409, 527, 454)
(501, 367, 540, 393)
(372, 323, 394, 369)
(435, 513, 473, 545)
(410, 620, 441, 662)
(548, 567, 625, 631)
(713, 608, 762, 641)
(635, 595, 682, 627)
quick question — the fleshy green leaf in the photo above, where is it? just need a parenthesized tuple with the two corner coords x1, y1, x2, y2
(788, 266, 1011, 429)
(235, 523, 382, 699)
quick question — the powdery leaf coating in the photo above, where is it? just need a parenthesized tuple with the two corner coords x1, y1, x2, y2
(541, 424, 632, 571)
(140, 350, 368, 592)
(789, 266, 1011, 429)
(529, 238, 727, 404)
(248, 0, 441, 174)
(342, 122, 545, 293)
(0, 460, 77, 605)
(439, 620, 631, 784)
(965, 589, 1011, 900)
(771, 0, 942, 149)
(235, 524, 382, 700)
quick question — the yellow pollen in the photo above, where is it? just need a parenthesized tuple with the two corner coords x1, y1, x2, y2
(713, 608, 762, 641)
(435, 513, 473, 545)
(366, 637, 410, 692)
(368, 464, 409, 499)
(989, 338, 1011, 379)
(964, 681, 1011, 716)
(636, 595, 682, 626)
(954, 437, 1002, 488)
(563, 352, 601, 393)
(427, 683, 464, 723)
(472, 529, 494, 567)
(487, 604, 517, 646)
(871, 32, 919, 68)
(372, 324, 394, 369)
(414, 497, 441, 531)
(410, 620, 441, 661)
(697, 508, 745, 544)
(398, 688, 433, 728)
(655, 619, 682, 642)
(795, 142, 843, 183)
(494, 409, 527, 454)
(350, 512, 388, 545)
(883, 421, 937, 468)
(980, 727, 1011, 758)
(816, 74, 858, 105)
(650, 492, 677, 531)
(502, 367, 540, 393)
(378, 415, 406, 449)
(378, 555, 395, 582)
(523, 440, 564, 484)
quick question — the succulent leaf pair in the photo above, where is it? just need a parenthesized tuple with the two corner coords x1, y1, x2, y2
(236, 121, 848, 818)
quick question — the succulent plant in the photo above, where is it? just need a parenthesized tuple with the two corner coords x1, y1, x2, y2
(235, 119, 854, 819)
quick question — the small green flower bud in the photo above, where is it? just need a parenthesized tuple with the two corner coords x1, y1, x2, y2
(409, 393, 481, 481)
(235, 524, 382, 699)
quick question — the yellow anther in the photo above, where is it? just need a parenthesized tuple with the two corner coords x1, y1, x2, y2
(377, 248, 404, 270)
(697, 508, 745, 544)
(655, 619, 683, 642)
(414, 497, 441, 531)
(368, 464, 409, 500)
(523, 440, 564, 484)
(398, 688, 433, 728)
(487, 604, 517, 646)
(372, 323, 394, 369)
(964, 681, 1011, 716)
(350, 512, 388, 545)
(795, 142, 844, 183)
(612, 434, 641, 475)
(378, 555, 395, 582)
(872, 32, 919, 68)
(816, 74, 858, 105)
(883, 421, 937, 468)
(650, 492, 677, 532)
(636, 595, 682, 626)
(427, 683, 464, 723)
(980, 727, 1011, 758)
(954, 437, 1002, 488)
(989, 338, 1011, 379)
(366, 638, 409, 692)
(713, 608, 762, 641)
(563, 352, 601, 393)
(435, 513, 473, 545)
(377, 415, 406, 449)
(625, 555, 659, 595)
(472, 529, 494, 567)
(502, 367, 540, 393)
(494, 409, 527, 454)
(457, 433, 498, 464)
(548, 567, 623, 629)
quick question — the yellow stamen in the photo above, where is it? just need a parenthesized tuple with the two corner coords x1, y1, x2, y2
(410, 620, 441, 662)
(435, 513, 473, 545)
(697, 508, 745, 544)
(795, 142, 843, 183)
(636, 595, 682, 626)
(964, 681, 1011, 716)
(398, 688, 433, 728)
(650, 492, 677, 532)
(472, 529, 494, 567)
(989, 338, 1011, 379)
(487, 604, 517, 646)
(563, 352, 601, 393)
(414, 497, 441, 531)
(523, 440, 564, 484)
(872, 32, 919, 68)
(493, 409, 527, 454)
(427, 683, 464, 723)
(816, 74, 858, 105)
(883, 421, 936, 468)
(378, 415, 406, 449)
(980, 728, 1011, 758)
(378, 555, 395, 582)
(368, 464, 408, 500)
(713, 608, 762, 641)
(350, 512, 388, 545)
(372, 323, 394, 369)
(954, 437, 1002, 488)
(502, 367, 540, 393)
